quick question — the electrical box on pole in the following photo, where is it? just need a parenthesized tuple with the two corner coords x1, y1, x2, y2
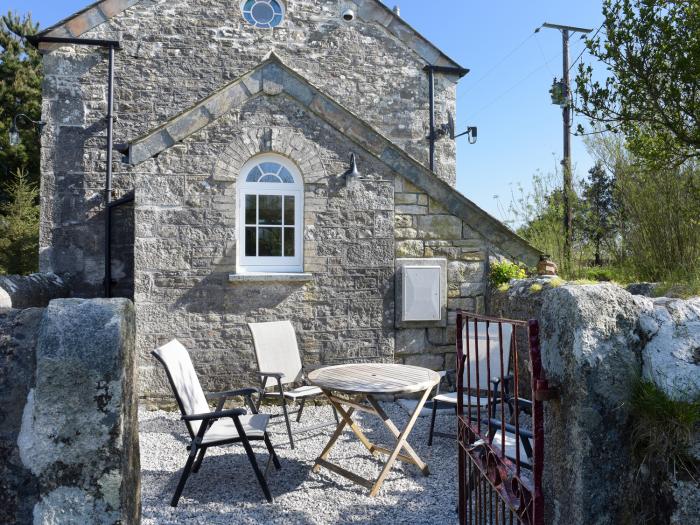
(541, 22, 592, 270)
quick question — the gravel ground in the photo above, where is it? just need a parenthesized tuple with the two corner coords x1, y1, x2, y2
(140, 402, 460, 524)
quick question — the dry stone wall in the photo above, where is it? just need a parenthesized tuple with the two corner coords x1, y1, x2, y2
(490, 279, 700, 524)
(0, 308, 43, 525)
(1, 298, 140, 525)
(0, 273, 70, 309)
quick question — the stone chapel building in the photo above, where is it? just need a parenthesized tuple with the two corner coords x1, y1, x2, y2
(36, 0, 540, 400)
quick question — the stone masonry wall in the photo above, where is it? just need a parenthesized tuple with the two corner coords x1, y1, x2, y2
(40, 0, 460, 296)
(392, 178, 497, 372)
(135, 93, 396, 400)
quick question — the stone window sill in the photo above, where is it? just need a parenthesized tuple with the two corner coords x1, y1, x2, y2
(228, 272, 313, 283)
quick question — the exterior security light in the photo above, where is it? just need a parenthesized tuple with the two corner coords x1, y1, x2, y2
(9, 123, 20, 146)
(8, 113, 45, 146)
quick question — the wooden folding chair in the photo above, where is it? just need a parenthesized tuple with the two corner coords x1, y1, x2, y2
(152, 339, 281, 506)
(248, 321, 338, 449)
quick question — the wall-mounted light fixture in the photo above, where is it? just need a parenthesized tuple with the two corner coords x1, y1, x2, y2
(9, 113, 46, 146)
(454, 126, 478, 145)
(344, 152, 391, 185)
(344, 153, 360, 186)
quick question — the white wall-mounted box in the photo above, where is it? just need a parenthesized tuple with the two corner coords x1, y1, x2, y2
(402, 265, 442, 321)
(395, 258, 447, 328)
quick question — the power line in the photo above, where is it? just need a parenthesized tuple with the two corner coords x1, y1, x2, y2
(458, 28, 540, 100)
(568, 22, 604, 74)
(534, 30, 556, 77)
(466, 54, 559, 119)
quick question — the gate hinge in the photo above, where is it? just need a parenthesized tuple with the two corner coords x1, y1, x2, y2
(533, 379, 559, 401)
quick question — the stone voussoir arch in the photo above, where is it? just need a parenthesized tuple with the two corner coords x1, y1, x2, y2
(212, 126, 327, 185)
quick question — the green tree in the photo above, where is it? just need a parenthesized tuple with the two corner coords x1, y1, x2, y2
(586, 132, 700, 282)
(0, 169, 39, 274)
(0, 12, 42, 194)
(581, 162, 617, 266)
(576, 0, 700, 166)
(507, 171, 590, 278)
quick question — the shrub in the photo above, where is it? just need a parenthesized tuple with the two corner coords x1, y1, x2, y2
(584, 267, 615, 282)
(489, 260, 526, 287)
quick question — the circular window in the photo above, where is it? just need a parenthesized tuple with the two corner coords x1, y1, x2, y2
(242, 0, 284, 28)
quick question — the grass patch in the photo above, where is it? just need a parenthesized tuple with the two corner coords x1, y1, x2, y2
(624, 378, 700, 524)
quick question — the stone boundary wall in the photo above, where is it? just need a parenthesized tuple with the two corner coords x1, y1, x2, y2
(0, 307, 44, 524)
(0, 298, 140, 525)
(0, 273, 70, 309)
(490, 278, 700, 524)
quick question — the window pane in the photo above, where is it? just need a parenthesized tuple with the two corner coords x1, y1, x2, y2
(259, 227, 282, 256)
(279, 167, 294, 183)
(252, 3, 274, 23)
(259, 195, 282, 225)
(284, 227, 295, 256)
(259, 162, 282, 176)
(245, 227, 257, 256)
(246, 166, 262, 182)
(260, 174, 281, 183)
(284, 196, 295, 225)
(245, 194, 257, 225)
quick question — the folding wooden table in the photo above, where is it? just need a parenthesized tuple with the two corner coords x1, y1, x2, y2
(308, 363, 441, 496)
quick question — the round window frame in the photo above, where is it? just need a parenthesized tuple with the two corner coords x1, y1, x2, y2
(240, 0, 286, 29)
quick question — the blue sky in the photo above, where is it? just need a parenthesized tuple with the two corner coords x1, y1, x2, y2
(4, 0, 604, 220)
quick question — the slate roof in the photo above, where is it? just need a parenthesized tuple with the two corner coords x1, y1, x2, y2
(122, 54, 540, 264)
(36, 0, 466, 73)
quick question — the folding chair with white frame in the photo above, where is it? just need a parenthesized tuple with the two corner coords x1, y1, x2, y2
(427, 320, 514, 446)
(248, 320, 339, 449)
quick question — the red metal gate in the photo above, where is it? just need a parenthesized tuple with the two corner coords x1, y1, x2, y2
(456, 312, 554, 525)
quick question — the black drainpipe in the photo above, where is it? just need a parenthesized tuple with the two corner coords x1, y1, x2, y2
(423, 64, 470, 172)
(105, 45, 115, 298)
(29, 35, 122, 298)
(427, 66, 436, 172)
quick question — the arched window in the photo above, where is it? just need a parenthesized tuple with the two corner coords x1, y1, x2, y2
(237, 154, 303, 273)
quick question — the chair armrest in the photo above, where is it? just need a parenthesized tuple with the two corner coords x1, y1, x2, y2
(508, 397, 532, 412)
(482, 418, 534, 440)
(182, 408, 246, 422)
(206, 388, 259, 400)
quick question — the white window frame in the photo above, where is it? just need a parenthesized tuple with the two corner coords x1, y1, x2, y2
(237, 154, 304, 274)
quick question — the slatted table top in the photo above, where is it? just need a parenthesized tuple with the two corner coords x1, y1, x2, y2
(308, 363, 441, 395)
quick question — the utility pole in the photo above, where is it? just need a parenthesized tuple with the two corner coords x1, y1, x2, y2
(542, 22, 592, 271)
